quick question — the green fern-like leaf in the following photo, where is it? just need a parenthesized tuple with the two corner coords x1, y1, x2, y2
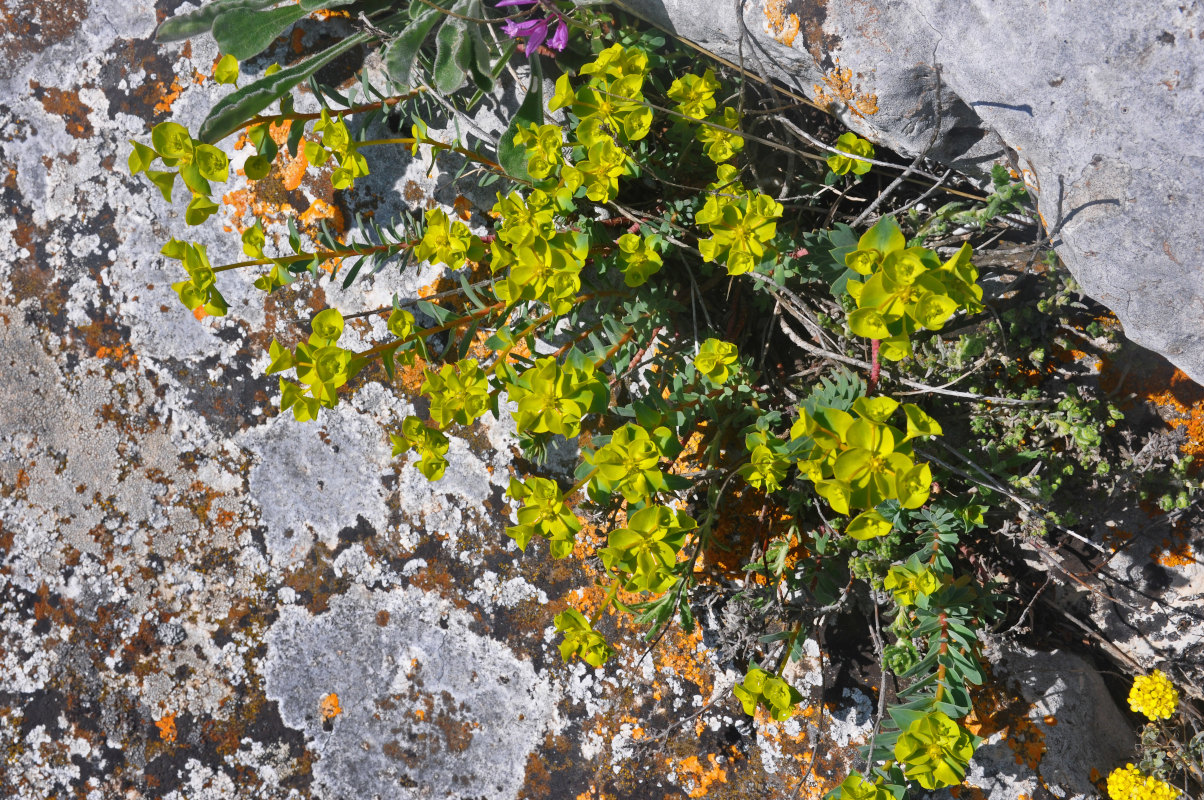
(800, 368, 866, 414)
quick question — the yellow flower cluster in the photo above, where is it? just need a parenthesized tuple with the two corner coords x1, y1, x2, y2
(1128, 670, 1179, 720)
(1106, 764, 1179, 800)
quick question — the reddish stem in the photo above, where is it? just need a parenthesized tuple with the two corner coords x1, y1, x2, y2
(868, 338, 881, 395)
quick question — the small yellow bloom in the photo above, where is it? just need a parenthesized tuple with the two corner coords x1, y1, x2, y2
(1127, 669, 1178, 720)
(1107, 763, 1179, 800)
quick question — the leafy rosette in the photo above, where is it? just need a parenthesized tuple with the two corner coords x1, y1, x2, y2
(844, 217, 984, 360)
(599, 505, 696, 593)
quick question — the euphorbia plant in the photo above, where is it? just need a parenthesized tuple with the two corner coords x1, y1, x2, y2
(129, 5, 1029, 797)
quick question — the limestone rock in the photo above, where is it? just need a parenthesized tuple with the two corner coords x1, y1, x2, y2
(0, 3, 874, 797)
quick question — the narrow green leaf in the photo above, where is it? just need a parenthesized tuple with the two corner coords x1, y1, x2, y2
(432, 3, 472, 94)
(466, 15, 495, 93)
(199, 32, 371, 143)
(212, 4, 307, 61)
(383, 7, 442, 89)
(155, 0, 279, 43)
(299, 0, 356, 10)
(457, 273, 487, 310)
(416, 299, 457, 325)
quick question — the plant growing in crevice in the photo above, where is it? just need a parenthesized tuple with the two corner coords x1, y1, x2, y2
(128, 3, 1200, 798)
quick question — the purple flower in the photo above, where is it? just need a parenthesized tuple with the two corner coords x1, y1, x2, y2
(495, 0, 569, 58)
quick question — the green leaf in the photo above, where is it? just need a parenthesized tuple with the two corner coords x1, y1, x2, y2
(497, 60, 544, 180)
(155, 0, 279, 44)
(887, 707, 928, 733)
(152, 121, 194, 161)
(466, 20, 496, 92)
(432, 1, 472, 94)
(299, 0, 357, 9)
(128, 141, 157, 175)
(178, 163, 212, 196)
(212, 4, 307, 61)
(858, 215, 905, 256)
(903, 404, 943, 439)
(383, 6, 442, 89)
(146, 169, 177, 202)
(846, 509, 892, 540)
(914, 292, 958, 330)
(848, 307, 890, 339)
(214, 53, 240, 85)
(286, 115, 306, 157)
(244, 155, 272, 180)
(194, 144, 230, 182)
(199, 32, 371, 143)
(416, 299, 457, 325)
(185, 194, 220, 225)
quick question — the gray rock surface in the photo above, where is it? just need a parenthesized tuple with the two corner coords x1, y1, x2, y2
(965, 647, 1133, 800)
(610, 0, 1204, 384)
(0, 2, 875, 797)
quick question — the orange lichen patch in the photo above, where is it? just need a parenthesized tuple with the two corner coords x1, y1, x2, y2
(155, 712, 178, 744)
(30, 82, 94, 139)
(812, 58, 879, 118)
(299, 199, 346, 265)
(697, 486, 792, 580)
(453, 194, 473, 221)
(964, 670, 1047, 771)
(672, 754, 729, 798)
(1151, 524, 1197, 568)
(154, 75, 186, 115)
(319, 693, 343, 721)
(1148, 388, 1204, 462)
(948, 787, 989, 800)
(764, 0, 801, 47)
(291, 27, 307, 55)
(93, 342, 138, 368)
(654, 624, 714, 696)
(280, 146, 310, 192)
(267, 120, 293, 146)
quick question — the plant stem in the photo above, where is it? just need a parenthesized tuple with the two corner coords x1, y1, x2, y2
(589, 582, 618, 628)
(212, 241, 409, 273)
(356, 300, 507, 360)
(358, 136, 504, 172)
(775, 621, 804, 676)
(568, 466, 600, 497)
(230, 91, 424, 139)
(868, 338, 881, 395)
(594, 327, 636, 370)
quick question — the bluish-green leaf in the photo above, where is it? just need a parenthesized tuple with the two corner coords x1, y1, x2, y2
(299, 0, 356, 9)
(432, 1, 473, 94)
(212, 4, 307, 61)
(383, 6, 442, 89)
(416, 299, 457, 325)
(199, 32, 370, 143)
(155, 0, 279, 43)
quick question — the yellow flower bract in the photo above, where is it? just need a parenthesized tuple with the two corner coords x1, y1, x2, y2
(1107, 764, 1179, 800)
(1127, 669, 1179, 720)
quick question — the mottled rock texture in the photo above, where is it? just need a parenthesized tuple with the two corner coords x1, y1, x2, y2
(1, 2, 1197, 799)
(609, 0, 1204, 385)
(0, 2, 879, 797)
